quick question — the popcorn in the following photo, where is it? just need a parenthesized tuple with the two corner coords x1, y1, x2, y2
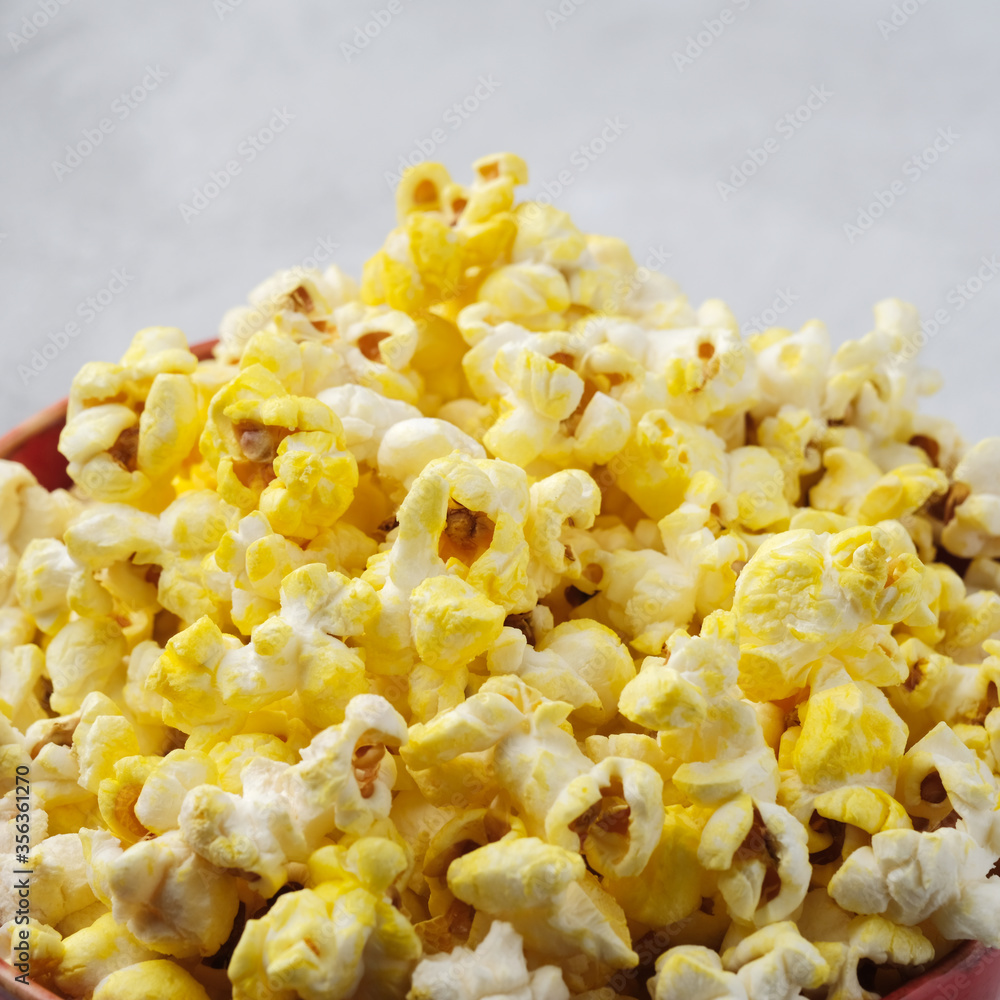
(407, 920, 569, 1000)
(91, 827, 240, 958)
(698, 795, 811, 927)
(216, 264, 357, 364)
(228, 837, 420, 1000)
(59, 328, 200, 507)
(54, 913, 160, 997)
(200, 364, 358, 537)
(828, 826, 1000, 946)
(601, 804, 707, 929)
(359, 453, 531, 714)
(646, 945, 746, 1000)
(0, 833, 96, 927)
(9, 151, 1000, 998)
(317, 384, 423, 465)
(488, 619, 634, 726)
(798, 901, 935, 1000)
(179, 695, 406, 895)
(721, 922, 830, 999)
(91, 959, 213, 1000)
(0, 919, 64, 989)
(896, 722, 1000, 853)
(447, 836, 637, 983)
(207, 510, 374, 635)
(0, 642, 48, 732)
(378, 417, 486, 490)
(146, 616, 247, 744)
(405, 679, 664, 880)
(790, 678, 906, 814)
(46, 617, 128, 716)
(733, 524, 929, 701)
(216, 563, 376, 728)
(940, 438, 1000, 557)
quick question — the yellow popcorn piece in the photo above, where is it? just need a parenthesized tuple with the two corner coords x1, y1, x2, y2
(524, 468, 601, 596)
(410, 575, 505, 671)
(73, 692, 142, 794)
(620, 620, 780, 805)
(512, 202, 586, 268)
(201, 364, 358, 535)
(602, 805, 707, 929)
(0, 642, 48, 733)
(941, 437, 1000, 557)
(92, 959, 212, 1000)
(1, 460, 79, 592)
(209, 510, 309, 634)
(828, 826, 1000, 947)
(0, 833, 96, 929)
(132, 749, 218, 836)
(229, 837, 420, 1000)
(448, 837, 637, 984)
(331, 301, 423, 403)
(378, 417, 486, 491)
(240, 326, 344, 398)
(122, 641, 169, 727)
(661, 319, 758, 429)
(318, 383, 424, 465)
(217, 563, 375, 727)
(721, 921, 830, 999)
(363, 209, 468, 316)
(408, 920, 569, 1000)
(896, 722, 1000, 854)
(98, 828, 240, 958)
(698, 795, 811, 927)
(47, 617, 128, 715)
(146, 615, 247, 743)
(15, 537, 104, 635)
(60, 328, 200, 507)
(793, 664, 908, 793)
(725, 445, 790, 532)
(734, 524, 928, 700)
(54, 911, 158, 996)
(750, 320, 831, 419)
(360, 454, 533, 687)
(483, 347, 585, 466)
(489, 619, 634, 726)
(0, 919, 64, 990)
(179, 695, 406, 895)
(208, 732, 297, 793)
(97, 755, 162, 844)
(807, 786, 912, 839)
(544, 755, 664, 877)
(647, 945, 745, 1000)
(216, 264, 355, 364)
(401, 679, 531, 774)
(395, 161, 455, 221)
(478, 263, 570, 330)
(615, 410, 727, 521)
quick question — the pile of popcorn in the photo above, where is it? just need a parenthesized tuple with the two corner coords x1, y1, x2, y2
(2, 152, 1000, 1000)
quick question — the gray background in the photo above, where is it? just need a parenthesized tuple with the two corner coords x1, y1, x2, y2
(1, 0, 997, 441)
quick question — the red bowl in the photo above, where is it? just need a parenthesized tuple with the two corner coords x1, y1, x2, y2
(1, 339, 998, 1000)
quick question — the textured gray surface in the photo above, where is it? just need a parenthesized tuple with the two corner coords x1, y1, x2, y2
(2, 0, 998, 441)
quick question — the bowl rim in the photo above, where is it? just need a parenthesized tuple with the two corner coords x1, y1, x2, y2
(0, 398, 71, 463)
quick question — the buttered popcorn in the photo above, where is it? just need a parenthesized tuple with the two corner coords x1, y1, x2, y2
(1, 153, 998, 1000)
